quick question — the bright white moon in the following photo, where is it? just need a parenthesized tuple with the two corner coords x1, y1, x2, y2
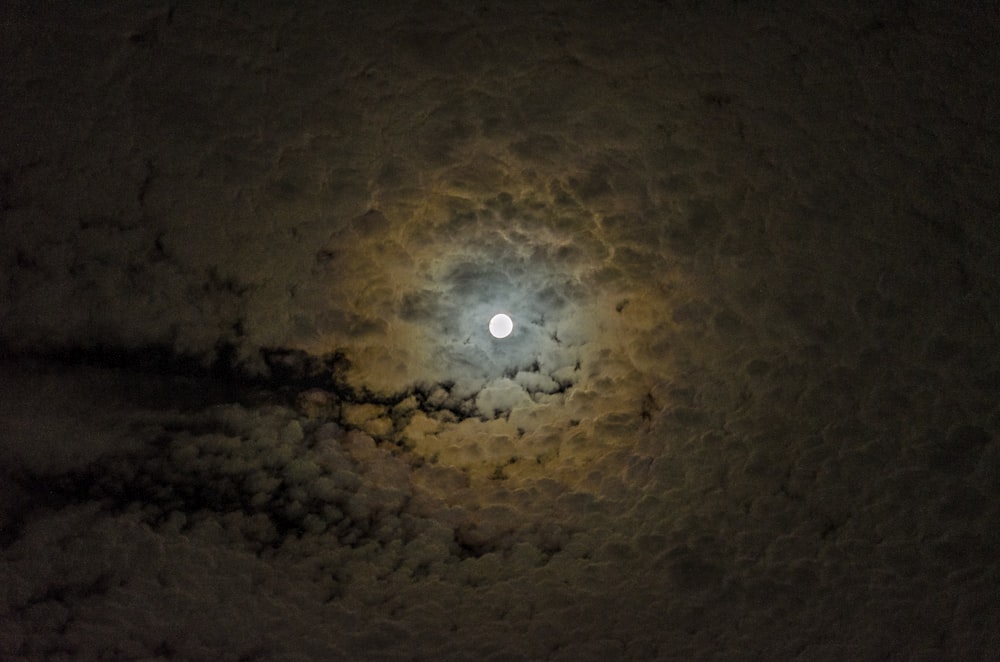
(489, 313, 513, 339)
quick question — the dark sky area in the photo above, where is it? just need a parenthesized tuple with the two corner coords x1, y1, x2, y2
(2, 1, 999, 659)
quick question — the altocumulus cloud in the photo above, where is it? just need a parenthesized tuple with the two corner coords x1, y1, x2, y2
(2, 1, 1000, 659)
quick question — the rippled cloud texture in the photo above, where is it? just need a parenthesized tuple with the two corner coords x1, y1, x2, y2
(2, 1, 1000, 659)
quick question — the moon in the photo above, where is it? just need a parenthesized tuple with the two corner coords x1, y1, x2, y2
(488, 313, 513, 339)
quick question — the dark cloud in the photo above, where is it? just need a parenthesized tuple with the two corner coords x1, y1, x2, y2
(3, 0, 1000, 659)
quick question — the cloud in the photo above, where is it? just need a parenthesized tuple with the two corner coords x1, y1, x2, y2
(3, 0, 1000, 659)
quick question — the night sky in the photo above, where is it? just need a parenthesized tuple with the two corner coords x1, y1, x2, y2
(2, 1, 1000, 659)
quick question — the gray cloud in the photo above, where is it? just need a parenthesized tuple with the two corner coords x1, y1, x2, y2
(2, 1, 1000, 659)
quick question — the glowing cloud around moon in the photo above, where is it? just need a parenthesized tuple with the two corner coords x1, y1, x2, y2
(489, 313, 513, 339)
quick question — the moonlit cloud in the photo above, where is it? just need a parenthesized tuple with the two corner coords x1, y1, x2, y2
(2, 1, 1000, 659)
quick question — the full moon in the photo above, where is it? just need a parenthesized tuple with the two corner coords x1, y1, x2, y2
(488, 313, 513, 339)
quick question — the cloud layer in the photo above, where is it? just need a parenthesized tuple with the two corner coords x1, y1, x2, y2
(2, 1, 999, 659)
